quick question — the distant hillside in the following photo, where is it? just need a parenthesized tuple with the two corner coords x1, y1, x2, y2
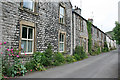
(106, 31, 114, 39)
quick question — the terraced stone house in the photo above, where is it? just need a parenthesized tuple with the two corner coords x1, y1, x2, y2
(72, 7, 88, 53)
(0, 0, 116, 59)
(0, 0, 73, 60)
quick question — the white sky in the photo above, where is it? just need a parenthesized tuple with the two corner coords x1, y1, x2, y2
(70, 0, 119, 32)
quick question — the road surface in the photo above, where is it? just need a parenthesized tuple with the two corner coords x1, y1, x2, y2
(21, 50, 118, 78)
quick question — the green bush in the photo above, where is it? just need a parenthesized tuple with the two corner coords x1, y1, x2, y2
(2, 48, 27, 77)
(103, 42, 109, 52)
(33, 52, 46, 71)
(24, 60, 34, 71)
(92, 42, 101, 55)
(53, 52, 65, 66)
(43, 44, 53, 66)
(74, 46, 87, 60)
(65, 55, 74, 63)
(74, 54, 81, 61)
(97, 47, 101, 55)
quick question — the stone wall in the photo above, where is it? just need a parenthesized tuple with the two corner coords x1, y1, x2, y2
(1, 1, 72, 57)
(72, 11, 88, 53)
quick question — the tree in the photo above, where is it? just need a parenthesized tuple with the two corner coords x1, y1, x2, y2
(113, 22, 120, 45)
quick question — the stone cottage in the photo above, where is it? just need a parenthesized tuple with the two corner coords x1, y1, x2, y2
(72, 7, 88, 53)
(0, 0, 116, 57)
(0, 0, 73, 59)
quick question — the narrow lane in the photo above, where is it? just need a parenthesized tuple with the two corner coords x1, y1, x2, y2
(21, 50, 118, 78)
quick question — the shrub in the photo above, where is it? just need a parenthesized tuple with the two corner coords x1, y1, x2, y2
(92, 42, 101, 55)
(43, 44, 53, 66)
(104, 42, 109, 52)
(97, 47, 101, 55)
(24, 60, 34, 71)
(65, 55, 74, 63)
(33, 52, 46, 71)
(74, 54, 81, 61)
(2, 48, 27, 77)
(74, 46, 87, 60)
(53, 52, 65, 66)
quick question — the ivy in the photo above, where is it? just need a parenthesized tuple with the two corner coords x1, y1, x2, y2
(87, 21, 92, 55)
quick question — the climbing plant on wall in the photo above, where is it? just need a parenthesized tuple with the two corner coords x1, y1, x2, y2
(87, 21, 92, 55)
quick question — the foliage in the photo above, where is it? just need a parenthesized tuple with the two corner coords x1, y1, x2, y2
(43, 44, 53, 66)
(65, 55, 75, 63)
(33, 52, 46, 71)
(87, 21, 92, 54)
(2, 46, 27, 77)
(113, 22, 120, 45)
(74, 54, 81, 61)
(24, 60, 34, 71)
(53, 52, 65, 66)
(103, 42, 109, 52)
(92, 42, 101, 55)
(74, 46, 87, 60)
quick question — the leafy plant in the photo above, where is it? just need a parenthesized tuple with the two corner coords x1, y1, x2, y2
(92, 42, 101, 55)
(113, 22, 120, 45)
(43, 44, 53, 66)
(65, 55, 75, 63)
(74, 54, 81, 61)
(33, 52, 46, 71)
(53, 52, 65, 66)
(13, 63, 27, 76)
(74, 46, 87, 60)
(1, 46, 28, 77)
(87, 21, 92, 54)
(24, 60, 35, 71)
(103, 42, 109, 52)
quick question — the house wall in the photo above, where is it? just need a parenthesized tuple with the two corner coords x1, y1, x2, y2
(1, 1, 72, 60)
(72, 12, 88, 53)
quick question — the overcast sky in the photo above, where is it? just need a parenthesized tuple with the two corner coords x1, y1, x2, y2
(70, 0, 119, 32)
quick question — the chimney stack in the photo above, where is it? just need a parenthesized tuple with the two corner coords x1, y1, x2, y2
(74, 6, 81, 15)
(88, 18, 93, 24)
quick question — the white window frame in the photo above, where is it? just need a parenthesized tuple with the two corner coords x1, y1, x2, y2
(21, 25, 34, 54)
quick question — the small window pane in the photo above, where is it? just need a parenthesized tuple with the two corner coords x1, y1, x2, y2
(21, 40, 27, 52)
(28, 41, 32, 52)
(23, 0, 34, 11)
(60, 33, 64, 42)
(28, 28, 33, 39)
(62, 34, 64, 42)
(60, 33, 62, 42)
(60, 6, 64, 16)
(60, 6, 62, 15)
(60, 15, 64, 23)
(22, 27, 27, 38)
(60, 6, 65, 24)
(59, 43, 64, 52)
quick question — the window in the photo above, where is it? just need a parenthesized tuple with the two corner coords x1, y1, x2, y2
(97, 30, 99, 38)
(80, 37, 83, 46)
(84, 38, 86, 51)
(22, 0, 35, 12)
(80, 19, 83, 32)
(91, 28, 93, 34)
(59, 32, 66, 52)
(21, 26, 34, 54)
(59, 5, 65, 24)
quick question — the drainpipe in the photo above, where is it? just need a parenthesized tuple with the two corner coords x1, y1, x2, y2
(73, 13, 76, 49)
(0, 1, 2, 79)
(70, 9, 73, 55)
